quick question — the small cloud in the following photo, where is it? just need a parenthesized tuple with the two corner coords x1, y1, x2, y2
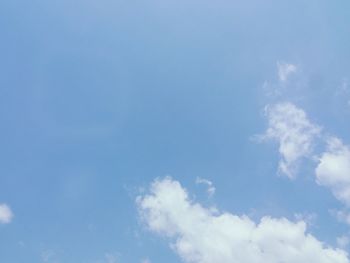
(260, 102, 321, 178)
(104, 252, 120, 263)
(41, 250, 56, 263)
(277, 61, 297, 82)
(294, 212, 317, 227)
(262, 81, 280, 98)
(337, 235, 350, 249)
(331, 209, 350, 225)
(141, 258, 151, 263)
(195, 177, 216, 197)
(335, 78, 350, 109)
(0, 203, 14, 224)
(262, 62, 299, 99)
(337, 79, 349, 95)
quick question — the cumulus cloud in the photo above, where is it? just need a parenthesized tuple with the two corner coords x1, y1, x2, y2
(0, 203, 13, 224)
(137, 177, 349, 263)
(195, 177, 216, 197)
(316, 137, 350, 206)
(277, 62, 297, 82)
(261, 102, 321, 178)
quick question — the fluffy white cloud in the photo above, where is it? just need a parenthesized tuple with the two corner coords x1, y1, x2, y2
(262, 102, 321, 178)
(277, 62, 297, 82)
(0, 203, 13, 224)
(137, 177, 349, 263)
(316, 137, 350, 206)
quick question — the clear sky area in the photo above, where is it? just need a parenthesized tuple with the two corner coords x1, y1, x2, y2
(1, 1, 350, 262)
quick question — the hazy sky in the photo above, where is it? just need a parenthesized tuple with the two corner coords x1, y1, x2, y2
(1, 1, 350, 262)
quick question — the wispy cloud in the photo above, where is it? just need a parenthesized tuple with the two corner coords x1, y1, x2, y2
(137, 177, 349, 263)
(260, 102, 321, 178)
(195, 177, 216, 197)
(260, 101, 350, 224)
(105, 253, 119, 263)
(335, 79, 350, 108)
(41, 250, 57, 263)
(337, 235, 350, 249)
(0, 203, 13, 224)
(277, 62, 297, 83)
(263, 61, 299, 98)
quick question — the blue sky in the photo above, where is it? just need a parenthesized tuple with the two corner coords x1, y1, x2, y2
(1, 1, 350, 262)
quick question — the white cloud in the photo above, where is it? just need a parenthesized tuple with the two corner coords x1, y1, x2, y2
(137, 177, 349, 263)
(195, 177, 216, 197)
(259, 102, 350, 225)
(0, 203, 13, 224)
(277, 62, 297, 82)
(316, 137, 350, 206)
(261, 102, 321, 178)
